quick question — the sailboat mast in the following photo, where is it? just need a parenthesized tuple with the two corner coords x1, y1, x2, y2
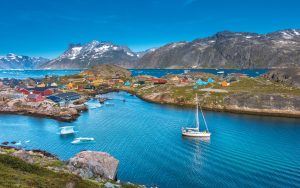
(200, 105, 209, 132)
(195, 94, 199, 131)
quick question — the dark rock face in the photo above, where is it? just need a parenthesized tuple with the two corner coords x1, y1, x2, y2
(264, 68, 300, 88)
(138, 29, 300, 69)
(67, 151, 119, 180)
(0, 53, 49, 69)
(39, 41, 138, 69)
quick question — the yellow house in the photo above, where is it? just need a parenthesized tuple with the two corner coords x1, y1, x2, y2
(170, 76, 180, 81)
(92, 79, 105, 87)
(37, 83, 46, 87)
(67, 82, 74, 89)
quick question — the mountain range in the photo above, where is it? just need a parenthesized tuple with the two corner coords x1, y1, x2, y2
(138, 29, 300, 69)
(0, 53, 48, 69)
(2, 29, 300, 69)
(39, 41, 138, 69)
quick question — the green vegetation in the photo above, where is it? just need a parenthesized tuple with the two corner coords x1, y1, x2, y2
(0, 154, 99, 188)
(226, 77, 300, 96)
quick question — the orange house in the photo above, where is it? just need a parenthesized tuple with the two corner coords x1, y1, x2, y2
(221, 81, 230, 87)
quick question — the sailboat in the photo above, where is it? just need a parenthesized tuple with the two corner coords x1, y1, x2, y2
(182, 94, 211, 137)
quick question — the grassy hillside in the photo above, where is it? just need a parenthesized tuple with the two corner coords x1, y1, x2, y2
(0, 154, 99, 188)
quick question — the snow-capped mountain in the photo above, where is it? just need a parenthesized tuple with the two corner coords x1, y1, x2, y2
(39, 40, 139, 69)
(0, 53, 49, 69)
(137, 29, 300, 68)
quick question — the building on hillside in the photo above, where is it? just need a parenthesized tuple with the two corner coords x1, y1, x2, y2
(27, 94, 44, 102)
(47, 92, 81, 103)
(50, 82, 58, 87)
(67, 83, 74, 89)
(196, 79, 208, 86)
(124, 81, 131, 86)
(18, 88, 30, 95)
(37, 83, 46, 88)
(221, 81, 230, 87)
(30, 87, 54, 96)
(170, 76, 180, 81)
(207, 78, 215, 83)
(77, 85, 84, 91)
(151, 78, 167, 84)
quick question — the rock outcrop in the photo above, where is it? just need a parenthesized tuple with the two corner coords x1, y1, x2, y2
(0, 99, 79, 122)
(264, 68, 300, 88)
(67, 151, 119, 180)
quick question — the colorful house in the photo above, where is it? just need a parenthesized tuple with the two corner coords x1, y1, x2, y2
(170, 76, 180, 81)
(67, 83, 74, 89)
(18, 88, 30, 95)
(124, 81, 131, 86)
(207, 78, 215, 83)
(221, 81, 230, 87)
(151, 78, 167, 84)
(92, 79, 105, 87)
(50, 82, 58, 87)
(37, 83, 46, 88)
(31, 87, 54, 96)
(27, 94, 44, 102)
(196, 79, 208, 86)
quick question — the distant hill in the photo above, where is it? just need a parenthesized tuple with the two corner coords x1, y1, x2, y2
(80, 64, 131, 78)
(39, 41, 138, 69)
(137, 29, 300, 69)
(0, 53, 49, 69)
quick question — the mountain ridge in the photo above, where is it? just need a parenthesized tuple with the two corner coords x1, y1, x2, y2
(137, 29, 300, 69)
(39, 40, 138, 69)
(0, 53, 49, 69)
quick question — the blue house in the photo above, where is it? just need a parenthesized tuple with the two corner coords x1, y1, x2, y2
(124, 81, 131, 86)
(207, 78, 215, 83)
(196, 79, 208, 86)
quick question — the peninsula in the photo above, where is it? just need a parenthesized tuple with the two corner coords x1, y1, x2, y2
(0, 65, 300, 121)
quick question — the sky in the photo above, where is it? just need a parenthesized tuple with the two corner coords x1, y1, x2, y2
(0, 0, 300, 58)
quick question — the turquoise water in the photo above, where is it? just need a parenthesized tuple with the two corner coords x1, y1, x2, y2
(0, 69, 82, 79)
(0, 69, 267, 79)
(0, 92, 299, 187)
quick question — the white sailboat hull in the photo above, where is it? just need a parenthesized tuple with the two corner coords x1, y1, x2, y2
(182, 128, 211, 137)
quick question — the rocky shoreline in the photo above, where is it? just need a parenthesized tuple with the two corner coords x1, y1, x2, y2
(0, 99, 81, 122)
(132, 90, 300, 118)
(0, 145, 143, 187)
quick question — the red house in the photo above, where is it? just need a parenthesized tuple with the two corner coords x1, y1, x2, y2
(18, 88, 30, 95)
(27, 94, 44, 102)
(151, 78, 167, 84)
(32, 88, 53, 96)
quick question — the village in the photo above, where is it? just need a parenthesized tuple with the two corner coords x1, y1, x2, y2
(1, 64, 300, 120)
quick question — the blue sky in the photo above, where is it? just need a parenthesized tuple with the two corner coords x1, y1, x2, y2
(0, 0, 300, 58)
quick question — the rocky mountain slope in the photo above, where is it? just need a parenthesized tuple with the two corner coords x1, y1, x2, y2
(0, 53, 48, 69)
(137, 29, 300, 69)
(39, 40, 138, 69)
(264, 68, 300, 88)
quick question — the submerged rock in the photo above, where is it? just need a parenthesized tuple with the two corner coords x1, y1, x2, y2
(67, 151, 119, 181)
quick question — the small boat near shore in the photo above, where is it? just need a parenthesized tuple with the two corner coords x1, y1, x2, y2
(71, 137, 95, 144)
(182, 94, 211, 138)
(217, 71, 225, 74)
(60, 126, 75, 135)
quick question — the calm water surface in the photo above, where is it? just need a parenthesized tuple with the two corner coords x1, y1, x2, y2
(0, 69, 267, 79)
(0, 92, 299, 188)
